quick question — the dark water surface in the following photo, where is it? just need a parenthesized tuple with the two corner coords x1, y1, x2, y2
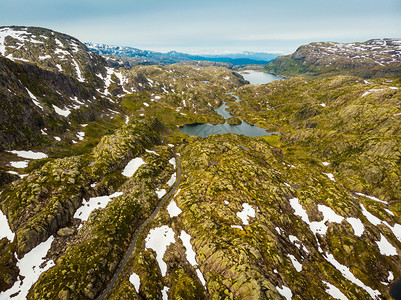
(180, 71, 283, 138)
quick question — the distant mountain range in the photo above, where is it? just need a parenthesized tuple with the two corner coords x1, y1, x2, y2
(85, 43, 280, 67)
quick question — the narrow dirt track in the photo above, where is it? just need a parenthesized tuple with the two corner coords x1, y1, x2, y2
(96, 155, 182, 300)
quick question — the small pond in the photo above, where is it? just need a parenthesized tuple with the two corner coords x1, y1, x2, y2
(180, 71, 283, 138)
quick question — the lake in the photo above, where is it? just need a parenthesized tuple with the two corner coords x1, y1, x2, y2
(239, 70, 285, 85)
(180, 71, 283, 138)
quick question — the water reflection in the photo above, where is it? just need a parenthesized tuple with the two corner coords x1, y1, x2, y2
(180, 71, 283, 138)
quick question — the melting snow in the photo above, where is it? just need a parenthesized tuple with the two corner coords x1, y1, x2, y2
(362, 89, 384, 97)
(276, 285, 293, 300)
(162, 286, 169, 300)
(288, 235, 309, 253)
(385, 208, 395, 216)
(145, 149, 158, 155)
(355, 192, 387, 204)
(122, 157, 145, 177)
(74, 192, 123, 221)
(72, 59, 85, 82)
(52, 104, 71, 117)
(38, 54, 51, 60)
(54, 136, 61, 141)
(236, 203, 256, 225)
(383, 222, 401, 243)
(156, 189, 166, 198)
(320, 103, 326, 107)
(180, 230, 197, 266)
(290, 198, 363, 237)
(169, 157, 176, 168)
(196, 269, 206, 286)
(7, 150, 47, 159)
(167, 200, 182, 218)
(0, 209, 14, 241)
(346, 218, 365, 237)
(323, 173, 336, 181)
(76, 132, 85, 141)
(322, 162, 330, 166)
(375, 234, 397, 256)
(324, 253, 381, 299)
(129, 272, 140, 293)
(25, 88, 43, 110)
(0, 236, 55, 300)
(360, 203, 382, 226)
(10, 161, 29, 168)
(145, 225, 175, 276)
(166, 171, 177, 186)
(288, 254, 302, 272)
(323, 281, 348, 300)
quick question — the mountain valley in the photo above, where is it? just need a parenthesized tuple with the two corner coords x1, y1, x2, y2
(0, 26, 400, 300)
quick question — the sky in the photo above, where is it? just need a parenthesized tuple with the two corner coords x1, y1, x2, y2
(1, 0, 400, 54)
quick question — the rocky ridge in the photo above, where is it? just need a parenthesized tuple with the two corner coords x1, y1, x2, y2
(266, 39, 401, 78)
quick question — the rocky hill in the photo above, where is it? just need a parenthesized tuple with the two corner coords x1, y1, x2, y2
(0, 27, 400, 299)
(265, 39, 401, 78)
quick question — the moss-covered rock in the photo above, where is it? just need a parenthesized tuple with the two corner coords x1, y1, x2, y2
(226, 117, 242, 125)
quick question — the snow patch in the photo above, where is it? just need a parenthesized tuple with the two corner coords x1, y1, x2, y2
(74, 192, 123, 221)
(169, 157, 176, 168)
(355, 192, 387, 204)
(25, 88, 43, 110)
(129, 272, 140, 293)
(323, 173, 336, 181)
(156, 189, 166, 198)
(236, 203, 256, 225)
(346, 218, 365, 237)
(76, 132, 85, 141)
(180, 230, 197, 266)
(323, 253, 380, 299)
(196, 269, 206, 286)
(167, 200, 182, 218)
(7, 150, 47, 159)
(276, 285, 293, 300)
(10, 161, 29, 168)
(38, 54, 51, 60)
(323, 281, 348, 300)
(376, 234, 397, 256)
(53, 104, 71, 117)
(0, 209, 14, 241)
(288, 254, 302, 272)
(72, 59, 85, 82)
(162, 286, 169, 300)
(0, 236, 55, 300)
(122, 157, 145, 177)
(145, 225, 175, 276)
(360, 203, 382, 226)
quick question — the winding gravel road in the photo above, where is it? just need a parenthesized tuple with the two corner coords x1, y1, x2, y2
(96, 155, 182, 300)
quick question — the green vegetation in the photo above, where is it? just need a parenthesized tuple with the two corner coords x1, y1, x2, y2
(0, 28, 400, 299)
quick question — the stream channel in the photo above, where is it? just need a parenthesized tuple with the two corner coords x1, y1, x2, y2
(179, 70, 285, 138)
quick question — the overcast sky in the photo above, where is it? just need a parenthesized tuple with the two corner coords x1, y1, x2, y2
(1, 0, 400, 54)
